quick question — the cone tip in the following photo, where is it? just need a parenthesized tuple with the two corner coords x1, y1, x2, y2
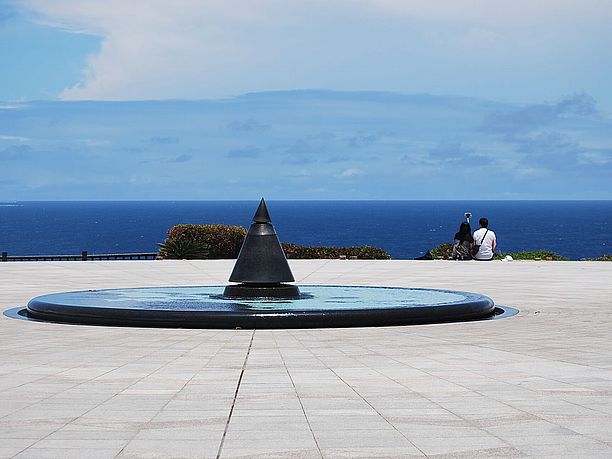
(253, 198, 272, 223)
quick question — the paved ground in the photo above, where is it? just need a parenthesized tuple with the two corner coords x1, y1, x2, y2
(1, 259, 612, 458)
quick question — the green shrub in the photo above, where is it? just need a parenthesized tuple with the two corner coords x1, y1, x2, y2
(505, 250, 568, 261)
(356, 246, 392, 260)
(157, 239, 210, 260)
(583, 254, 612, 261)
(282, 243, 391, 260)
(429, 242, 453, 260)
(167, 224, 247, 258)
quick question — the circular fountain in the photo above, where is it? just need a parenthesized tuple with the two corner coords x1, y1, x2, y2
(21, 199, 502, 329)
(25, 285, 495, 328)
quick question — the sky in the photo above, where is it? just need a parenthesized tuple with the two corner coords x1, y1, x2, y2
(1, 0, 611, 199)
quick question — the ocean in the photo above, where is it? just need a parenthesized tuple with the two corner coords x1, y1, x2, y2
(1, 201, 611, 260)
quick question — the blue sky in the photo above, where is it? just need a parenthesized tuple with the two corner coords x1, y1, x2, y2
(1, 0, 611, 199)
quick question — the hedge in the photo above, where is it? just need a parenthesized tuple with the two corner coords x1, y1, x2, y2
(582, 254, 612, 261)
(282, 243, 391, 260)
(162, 224, 391, 259)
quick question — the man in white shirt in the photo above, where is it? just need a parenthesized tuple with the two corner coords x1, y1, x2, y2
(473, 218, 496, 261)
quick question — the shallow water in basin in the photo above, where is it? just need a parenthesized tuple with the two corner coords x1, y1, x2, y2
(32, 285, 481, 311)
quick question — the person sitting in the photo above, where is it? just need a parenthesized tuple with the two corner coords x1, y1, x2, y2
(473, 217, 496, 261)
(452, 222, 474, 260)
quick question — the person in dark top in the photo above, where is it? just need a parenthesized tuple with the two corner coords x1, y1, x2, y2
(452, 222, 474, 260)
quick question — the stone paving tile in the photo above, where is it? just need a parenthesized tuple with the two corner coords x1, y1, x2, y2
(230, 410, 305, 420)
(409, 434, 511, 456)
(0, 438, 39, 458)
(221, 439, 320, 457)
(149, 409, 227, 423)
(221, 447, 322, 459)
(15, 448, 123, 459)
(299, 397, 371, 411)
(320, 448, 425, 458)
(22, 438, 128, 450)
(43, 424, 137, 440)
(233, 398, 304, 411)
(307, 413, 391, 431)
(514, 436, 612, 457)
(394, 423, 493, 438)
(0, 425, 65, 441)
(78, 408, 161, 423)
(163, 397, 234, 411)
(132, 426, 224, 440)
(313, 428, 413, 448)
(116, 439, 220, 458)
(226, 414, 310, 432)
(426, 447, 526, 458)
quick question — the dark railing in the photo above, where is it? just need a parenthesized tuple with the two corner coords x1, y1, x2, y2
(1, 250, 158, 262)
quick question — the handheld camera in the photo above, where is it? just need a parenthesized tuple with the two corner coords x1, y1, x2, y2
(464, 212, 472, 223)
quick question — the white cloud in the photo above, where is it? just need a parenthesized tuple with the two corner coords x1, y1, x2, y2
(21, 0, 313, 99)
(288, 170, 312, 178)
(0, 103, 27, 110)
(514, 166, 550, 178)
(18, 0, 612, 101)
(128, 174, 155, 185)
(0, 135, 30, 141)
(76, 138, 111, 146)
(366, 0, 612, 23)
(338, 167, 364, 178)
(578, 151, 612, 165)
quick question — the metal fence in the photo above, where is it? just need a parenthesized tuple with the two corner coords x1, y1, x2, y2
(1, 251, 158, 262)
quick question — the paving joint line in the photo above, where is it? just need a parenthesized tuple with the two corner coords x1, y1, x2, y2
(272, 330, 324, 458)
(216, 328, 255, 459)
(295, 259, 333, 284)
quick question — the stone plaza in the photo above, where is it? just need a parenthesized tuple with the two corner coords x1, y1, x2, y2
(1, 259, 612, 458)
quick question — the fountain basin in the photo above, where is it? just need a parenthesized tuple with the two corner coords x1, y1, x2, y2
(25, 285, 496, 329)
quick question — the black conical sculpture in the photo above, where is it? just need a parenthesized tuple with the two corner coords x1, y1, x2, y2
(223, 199, 300, 299)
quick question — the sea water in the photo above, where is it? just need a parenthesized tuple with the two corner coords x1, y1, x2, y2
(1, 200, 610, 259)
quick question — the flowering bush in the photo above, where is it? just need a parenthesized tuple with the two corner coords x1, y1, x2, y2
(282, 243, 390, 259)
(162, 224, 391, 259)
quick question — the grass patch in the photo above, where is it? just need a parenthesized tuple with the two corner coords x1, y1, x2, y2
(504, 250, 568, 261)
(427, 244, 570, 261)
